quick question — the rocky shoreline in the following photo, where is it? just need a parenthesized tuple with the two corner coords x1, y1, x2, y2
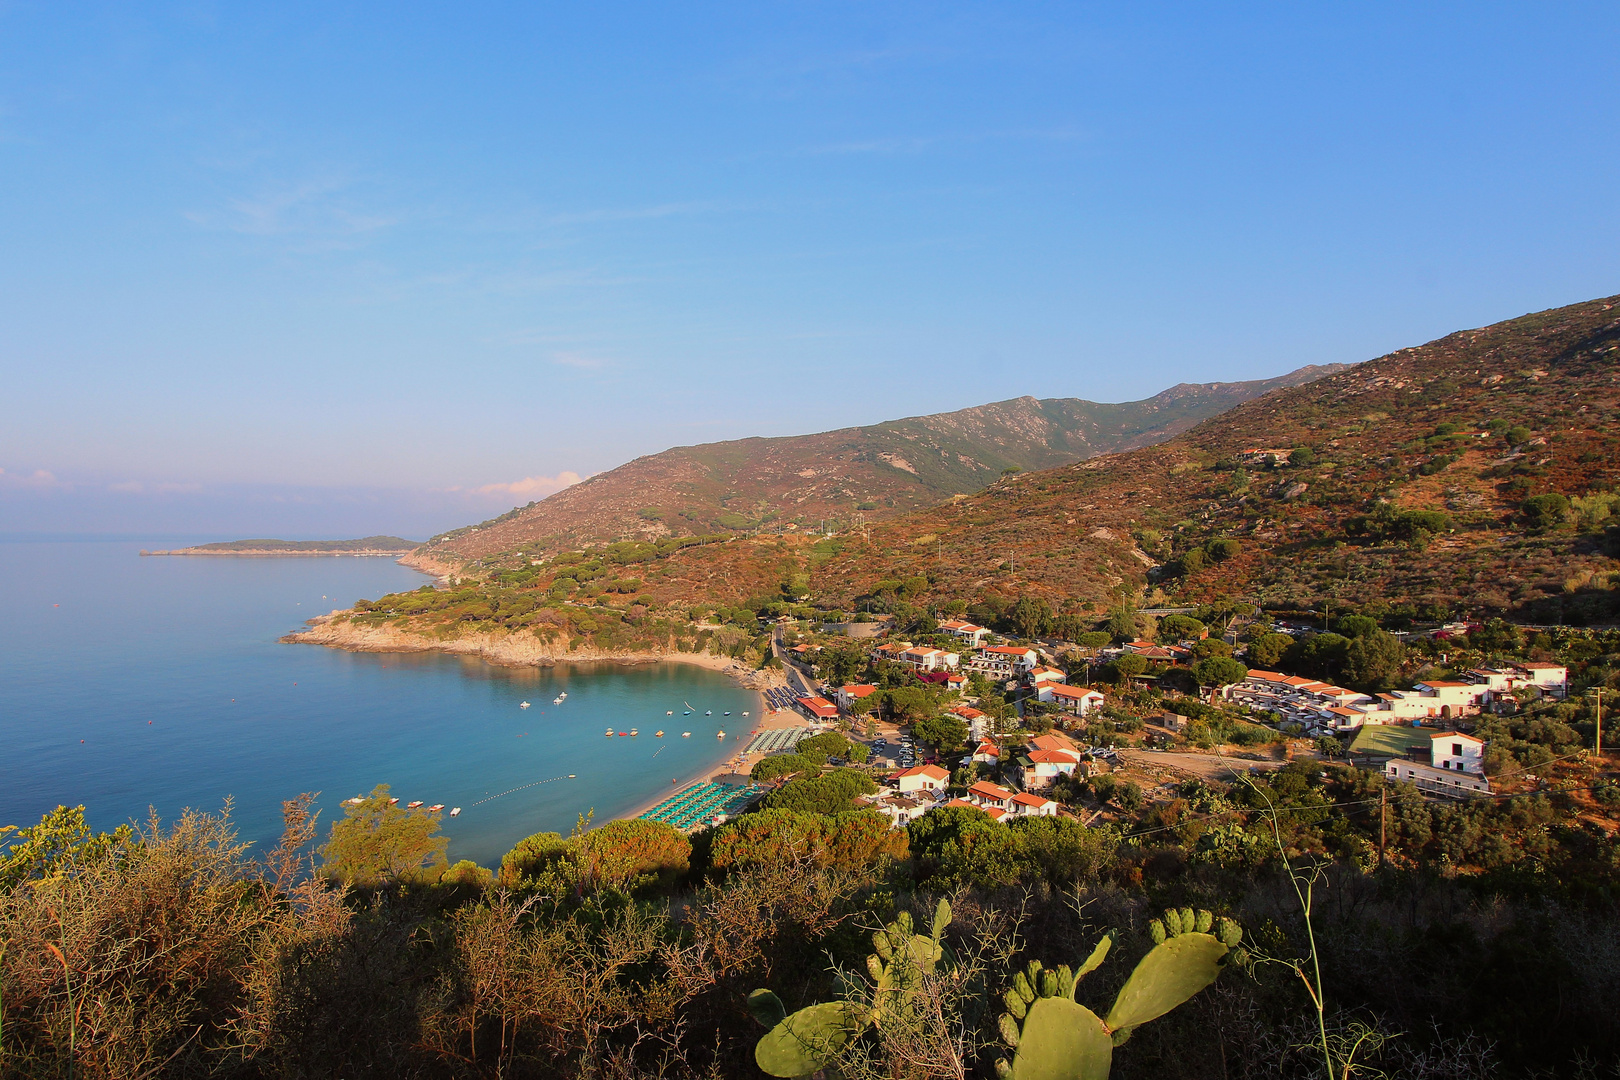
(282, 612, 787, 692)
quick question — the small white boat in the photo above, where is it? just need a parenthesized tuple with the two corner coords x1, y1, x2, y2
(388, 798, 399, 805)
(344, 797, 363, 805)
(630, 728, 639, 736)
(724, 711, 731, 716)
(655, 730, 664, 737)
(717, 730, 725, 739)
(519, 701, 531, 709)
(449, 807, 461, 817)
(553, 697, 564, 705)
(742, 711, 749, 717)
(682, 731, 691, 737)
(406, 800, 424, 809)
(706, 710, 712, 716)
(427, 804, 444, 812)
(605, 729, 614, 737)
(567, 774, 576, 778)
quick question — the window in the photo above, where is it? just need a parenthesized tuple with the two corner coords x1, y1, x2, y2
(1453, 743, 1463, 757)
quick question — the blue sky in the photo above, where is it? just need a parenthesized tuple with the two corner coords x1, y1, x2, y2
(3, 2, 1617, 537)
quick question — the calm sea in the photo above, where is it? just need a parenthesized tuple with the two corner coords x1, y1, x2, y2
(0, 537, 754, 867)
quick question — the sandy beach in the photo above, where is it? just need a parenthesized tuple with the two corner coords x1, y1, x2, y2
(614, 697, 825, 822)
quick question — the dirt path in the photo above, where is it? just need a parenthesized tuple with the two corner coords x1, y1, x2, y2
(1116, 748, 1288, 781)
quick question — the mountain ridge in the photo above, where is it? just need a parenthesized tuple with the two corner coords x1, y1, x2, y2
(417, 364, 1348, 566)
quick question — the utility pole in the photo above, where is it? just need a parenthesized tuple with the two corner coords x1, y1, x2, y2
(1378, 785, 1387, 869)
(1597, 687, 1604, 762)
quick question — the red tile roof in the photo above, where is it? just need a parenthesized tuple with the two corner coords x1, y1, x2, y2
(895, 764, 950, 781)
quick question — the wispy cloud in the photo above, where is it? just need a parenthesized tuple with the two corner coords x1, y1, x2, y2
(549, 351, 609, 370)
(454, 472, 587, 502)
(0, 467, 60, 489)
(185, 175, 396, 244)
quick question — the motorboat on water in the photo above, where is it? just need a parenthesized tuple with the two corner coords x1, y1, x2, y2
(716, 730, 725, 739)
(605, 729, 614, 737)
(724, 711, 731, 716)
(519, 701, 531, 709)
(427, 804, 444, 812)
(682, 731, 691, 737)
(667, 710, 673, 715)
(705, 710, 712, 716)
(406, 801, 423, 809)
(630, 728, 639, 736)
(655, 730, 664, 737)
(449, 807, 461, 817)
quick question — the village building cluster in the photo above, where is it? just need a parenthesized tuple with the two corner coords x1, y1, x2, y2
(751, 609, 1576, 830)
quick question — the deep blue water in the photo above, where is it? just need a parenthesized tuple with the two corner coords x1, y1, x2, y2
(0, 537, 754, 867)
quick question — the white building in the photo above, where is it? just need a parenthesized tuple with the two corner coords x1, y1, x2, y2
(939, 620, 991, 647)
(1514, 662, 1568, 697)
(892, 764, 950, 794)
(969, 645, 1039, 678)
(1038, 683, 1105, 716)
(900, 646, 961, 672)
(1384, 732, 1490, 799)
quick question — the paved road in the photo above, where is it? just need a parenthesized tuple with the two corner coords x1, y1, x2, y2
(771, 623, 818, 698)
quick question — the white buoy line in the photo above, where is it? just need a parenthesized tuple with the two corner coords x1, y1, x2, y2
(468, 774, 576, 808)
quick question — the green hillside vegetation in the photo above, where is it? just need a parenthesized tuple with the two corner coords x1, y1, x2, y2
(804, 294, 1620, 623)
(416, 366, 1346, 564)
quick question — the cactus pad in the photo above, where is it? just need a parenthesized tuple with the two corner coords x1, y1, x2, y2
(1007, 997, 1113, 1080)
(1103, 932, 1228, 1034)
(747, 988, 786, 1029)
(754, 1001, 857, 1077)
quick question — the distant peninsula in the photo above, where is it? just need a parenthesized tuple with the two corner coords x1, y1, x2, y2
(140, 536, 420, 557)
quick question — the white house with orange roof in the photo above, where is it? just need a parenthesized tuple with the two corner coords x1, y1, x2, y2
(969, 737, 1001, 766)
(951, 703, 990, 740)
(872, 641, 914, 664)
(1038, 683, 1106, 716)
(892, 763, 950, 794)
(1010, 733, 1085, 789)
(836, 684, 879, 711)
(939, 620, 991, 646)
(1010, 792, 1059, 817)
(1384, 732, 1489, 798)
(900, 645, 961, 672)
(1029, 666, 1066, 684)
(965, 780, 1019, 813)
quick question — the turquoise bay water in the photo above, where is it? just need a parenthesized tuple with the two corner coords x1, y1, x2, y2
(1, 537, 753, 867)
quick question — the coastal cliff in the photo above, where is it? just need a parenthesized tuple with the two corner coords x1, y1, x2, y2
(284, 613, 785, 690)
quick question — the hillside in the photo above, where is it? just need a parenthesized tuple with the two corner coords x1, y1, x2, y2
(414, 366, 1345, 566)
(807, 293, 1620, 623)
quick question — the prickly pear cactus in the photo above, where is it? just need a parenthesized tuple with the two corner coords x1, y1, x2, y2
(753, 899, 953, 1077)
(996, 912, 1243, 1079)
